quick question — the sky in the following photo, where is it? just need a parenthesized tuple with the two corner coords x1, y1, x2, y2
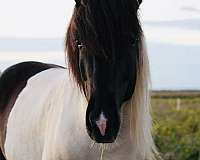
(0, 0, 74, 38)
(0, 0, 199, 38)
(0, 0, 200, 90)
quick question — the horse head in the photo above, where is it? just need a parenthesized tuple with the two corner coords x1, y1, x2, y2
(66, 0, 143, 143)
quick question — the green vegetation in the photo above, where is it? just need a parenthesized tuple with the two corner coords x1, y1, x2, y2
(152, 97, 200, 160)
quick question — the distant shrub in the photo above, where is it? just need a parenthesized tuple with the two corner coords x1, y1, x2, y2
(152, 97, 200, 160)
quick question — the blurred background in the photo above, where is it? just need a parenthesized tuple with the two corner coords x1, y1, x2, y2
(0, 0, 200, 159)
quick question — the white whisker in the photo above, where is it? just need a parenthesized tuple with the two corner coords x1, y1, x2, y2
(100, 144, 105, 160)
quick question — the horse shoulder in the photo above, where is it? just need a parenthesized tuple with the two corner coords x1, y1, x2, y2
(4, 68, 67, 160)
(0, 62, 63, 158)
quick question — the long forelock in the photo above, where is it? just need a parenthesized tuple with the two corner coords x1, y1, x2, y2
(82, 0, 142, 48)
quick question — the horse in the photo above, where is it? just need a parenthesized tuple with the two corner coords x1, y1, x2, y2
(0, 0, 159, 159)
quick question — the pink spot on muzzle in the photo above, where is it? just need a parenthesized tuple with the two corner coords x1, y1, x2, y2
(96, 113, 107, 136)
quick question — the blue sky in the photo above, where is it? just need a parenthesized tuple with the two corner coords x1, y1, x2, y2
(0, 0, 200, 90)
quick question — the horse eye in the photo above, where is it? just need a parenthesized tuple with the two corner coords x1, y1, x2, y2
(129, 34, 139, 47)
(124, 80, 134, 101)
(78, 44, 84, 50)
(130, 39, 136, 46)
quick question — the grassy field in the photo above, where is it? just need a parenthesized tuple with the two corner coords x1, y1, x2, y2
(152, 91, 200, 160)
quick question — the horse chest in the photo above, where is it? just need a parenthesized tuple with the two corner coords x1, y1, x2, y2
(50, 128, 136, 160)
(3, 69, 143, 160)
(49, 141, 136, 160)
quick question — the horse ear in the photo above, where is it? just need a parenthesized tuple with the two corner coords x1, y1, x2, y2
(138, 0, 142, 5)
(136, 0, 142, 9)
(75, 0, 81, 6)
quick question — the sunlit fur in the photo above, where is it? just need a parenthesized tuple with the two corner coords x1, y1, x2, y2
(125, 36, 158, 159)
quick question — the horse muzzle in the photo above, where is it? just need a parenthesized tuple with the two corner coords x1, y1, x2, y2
(86, 109, 120, 143)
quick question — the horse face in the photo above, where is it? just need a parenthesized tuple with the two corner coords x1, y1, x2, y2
(79, 44, 138, 143)
(67, 0, 142, 144)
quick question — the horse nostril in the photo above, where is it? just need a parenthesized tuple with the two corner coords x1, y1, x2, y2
(95, 112, 107, 136)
